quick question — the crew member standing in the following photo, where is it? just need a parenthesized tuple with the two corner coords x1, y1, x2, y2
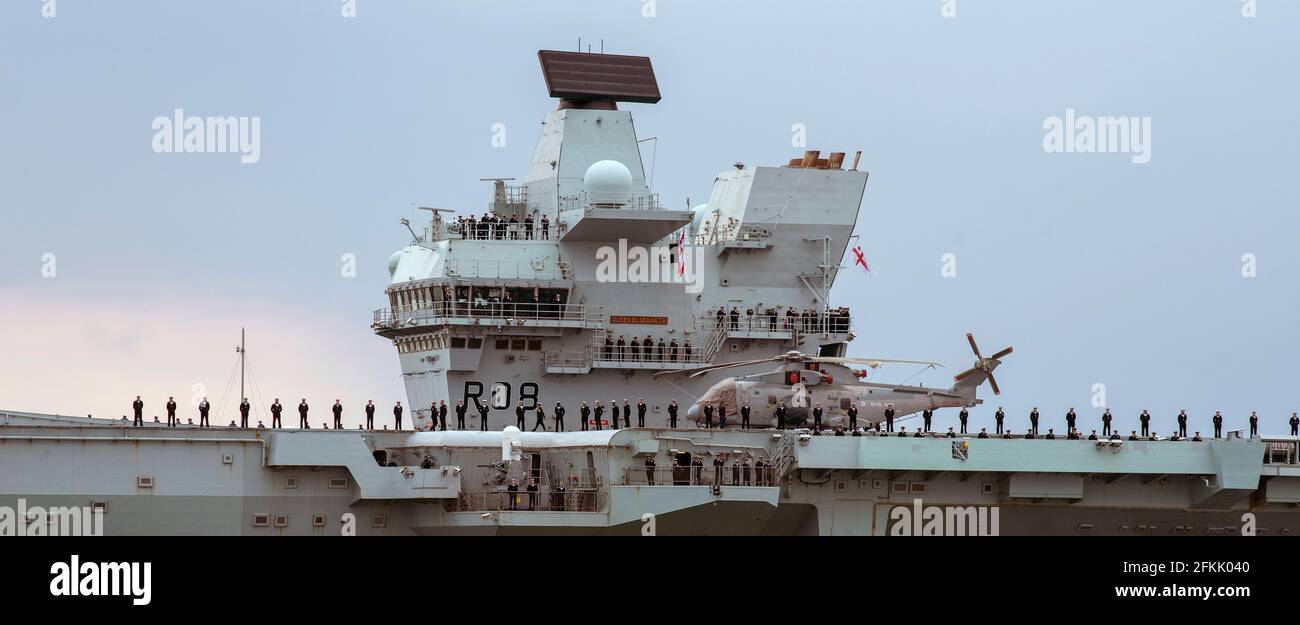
(703, 403, 714, 429)
(884, 405, 895, 432)
(920, 407, 932, 433)
(477, 400, 489, 431)
(1101, 408, 1112, 436)
(364, 400, 375, 429)
(455, 400, 467, 430)
(271, 398, 283, 429)
(958, 407, 968, 434)
(742, 402, 752, 429)
(1212, 410, 1223, 438)
(637, 399, 647, 428)
(994, 407, 1005, 435)
(132, 396, 144, 427)
(393, 401, 403, 430)
(580, 402, 590, 431)
(622, 400, 632, 429)
(1029, 407, 1039, 435)
(515, 401, 526, 429)
(438, 401, 448, 431)
(240, 397, 251, 428)
(533, 405, 547, 431)
(1291, 412, 1299, 436)
(593, 402, 604, 431)
(1139, 409, 1151, 437)
(718, 402, 727, 429)
(1066, 408, 1077, 433)
(813, 403, 824, 430)
(1249, 411, 1259, 438)
(645, 456, 656, 485)
(667, 401, 678, 428)
(166, 396, 177, 427)
(554, 401, 565, 432)
(298, 399, 309, 428)
(1177, 409, 1188, 438)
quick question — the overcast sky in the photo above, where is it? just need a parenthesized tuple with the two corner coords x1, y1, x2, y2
(1, 0, 1296, 434)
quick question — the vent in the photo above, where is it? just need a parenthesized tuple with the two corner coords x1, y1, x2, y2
(327, 477, 349, 489)
(285, 477, 298, 490)
(857, 478, 870, 490)
(252, 513, 270, 527)
(371, 514, 388, 529)
(871, 479, 884, 490)
(981, 482, 995, 495)
(312, 514, 326, 528)
(136, 476, 154, 489)
(274, 514, 288, 528)
(891, 482, 909, 494)
(909, 483, 928, 495)
(91, 500, 108, 513)
(221, 453, 234, 465)
(834, 480, 847, 492)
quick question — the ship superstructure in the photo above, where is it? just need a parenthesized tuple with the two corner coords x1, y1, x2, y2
(373, 51, 866, 429)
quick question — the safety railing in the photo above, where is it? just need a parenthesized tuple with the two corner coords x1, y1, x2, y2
(559, 191, 662, 213)
(623, 466, 778, 487)
(697, 311, 853, 335)
(374, 302, 604, 328)
(447, 488, 604, 513)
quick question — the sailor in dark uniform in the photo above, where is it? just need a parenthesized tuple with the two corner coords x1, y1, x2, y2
(742, 402, 752, 429)
(330, 400, 342, 429)
(166, 397, 177, 427)
(775, 402, 787, 429)
(1101, 409, 1113, 436)
(994, 407, 1005, 434)
(593, 402, 604, 431)
(477, 401, 489, 431)
(603, 336, 614, 361)
(958, 407, 969, 434)
(883, 405, 894, 432)
(813, 403, 824, 429)
(552, 402, 565, 431)
(1212, 410, 1223, 438)
(455, 400, 467, 429)
(533, 405, 547, 431)
(645, 456, 656, 485)
(1139, 409, 1151, 437)
(515, 401, 526, 429)
(616, 335, 626, 361)
(713, 455, 725, 484)
(629, 337, 640, 362)
(729, 307, 740, 330)
(271, 398, 283, 428)
(240, 397, 252, 428)
(298, 399, 309, 428)
(364, 400, 375, 429)
(703, 403, 714, 429)
(132, 396, 144, 427)
(1249, 411, 1259, 437)
(1291, 412, 1299, 436)
(438, 400, 448, 430)
(1065, 407, 1077, 432)
(667, 401, 678, 428)
(1029, 407, 1039, 435)
(718, 402, 727, 429)
(668, 339, 679, 363)
(393, 401, 403, 430)
(637, 399, 647, 427)
(199, 397, 210, 427)
(1177, 409, 1188, 438)
(622, 400, 632, 429)
(920, 407, 931, 432)
(506, 479, 519, 511)
(580, 401, 590, 431)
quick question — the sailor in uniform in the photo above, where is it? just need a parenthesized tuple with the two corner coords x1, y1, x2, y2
(580, 401, 590, 431)
(920, 407, 930, 432)
(1065, 407, 1077, 432)
(1177, 410, 1188, 438)
(166, 397, 177, 427)
(637, 399, 647, 427)
(533, 405, 547, 431)
(477, 400, 489, 431)
(364, 400, 375, 429)
(774, 402, 787, 429)
(742, 401, 752, 429)
(645, 456, 656, 485)
(703, 403, 714, 429)
(515, 401, 526, 429)
(298, 399, 309, 428)
(958, 407, 968, 434)
(271, 399, 283, 429)
(199, 397, 210, 427)
(455, 400, 467, 429)
(883, 405, 894, 432)
(994, 407, 1005, 434)
(622, 400, 632, 429)
(593, 402, 604, 431)
(1029, 407, 1039, 435)
(438, 400, 448, 430)
(132, 396, 144, 427)
(1212, 411, 1223, 438)
(553, 401, 565, 431)
(1101, 409, 1113, 436)
(1291, 412, 1299, 436)
(1139, 409, 1151, 437)
(240, 398, 251, 428)
(331, 399, 343, 429)
(1249, 411, 1259, 437)
(393, 401, 403, 430)
(667, 400, 678, 428)
(813, 403, 824, 429)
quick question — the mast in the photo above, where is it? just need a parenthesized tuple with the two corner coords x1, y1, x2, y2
(237, 327, 245, 403)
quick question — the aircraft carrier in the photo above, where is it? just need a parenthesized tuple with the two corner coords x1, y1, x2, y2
(2, 50, 1298, 536)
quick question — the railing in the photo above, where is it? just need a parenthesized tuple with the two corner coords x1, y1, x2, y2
(443, 258, 572, 280)
(697, 312, 853, 335)
(696, 222, 773, 246)
(447, 488, 604, 513)
(449, 220, 560, 242)
(771, 431, 799, 483)
(374, 302, 604, 328)
(559, 191, 662, 213)
(623, 466, 778, 487)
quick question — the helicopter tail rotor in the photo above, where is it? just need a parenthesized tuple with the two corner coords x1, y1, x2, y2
(953, 333, 1012, 396)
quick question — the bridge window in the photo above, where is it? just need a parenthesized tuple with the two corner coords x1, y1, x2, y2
(527, 339, 543, 351)
(468, 338, 483, 349)
(451, 337, 466, 349)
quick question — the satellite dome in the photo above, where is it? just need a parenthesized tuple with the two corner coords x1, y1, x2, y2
(583, 160, 633, 202)
(690, 203, 710, 228)
(387, 250, 405, 277)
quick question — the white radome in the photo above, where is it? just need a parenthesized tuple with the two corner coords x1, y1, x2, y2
(583, 159, 633, 202)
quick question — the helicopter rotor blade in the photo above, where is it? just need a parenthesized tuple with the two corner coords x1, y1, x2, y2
(966, 333, 982, 359)
(651, 356, 783, 380)
(953, 366, 981, 382)
(987, 373, 1001, 395)
(816, 357, 942, 368)
(989, 346, 1013, 361)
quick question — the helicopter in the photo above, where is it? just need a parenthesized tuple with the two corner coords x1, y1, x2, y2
(653, 333, 1012, 429)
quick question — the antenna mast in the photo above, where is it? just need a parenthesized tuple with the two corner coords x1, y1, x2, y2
(236, 328, 245, 403)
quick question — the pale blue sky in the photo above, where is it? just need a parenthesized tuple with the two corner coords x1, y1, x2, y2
(1, 1, 1297, 433)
